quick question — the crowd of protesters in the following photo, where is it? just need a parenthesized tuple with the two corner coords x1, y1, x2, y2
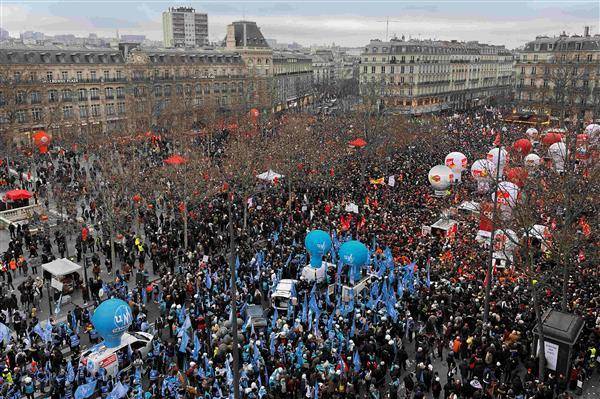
(0, 107, 598, 399)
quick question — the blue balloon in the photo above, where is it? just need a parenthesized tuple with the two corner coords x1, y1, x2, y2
(338, 240, 368, 268)
(91, 298, 133, 348)
(304, 230, 332, 268)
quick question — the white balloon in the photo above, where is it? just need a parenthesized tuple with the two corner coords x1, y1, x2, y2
(524, 153, 541, 167)
(526, 128, 538, 139)
(471, 159, 493, 182)
(548, 142, 567, 172)
(428, 165, 453, 191)
(486, 147, 508, 176)
(493, 181, 519, 208)
(584, 123, 600, 146)
(445, 152, 467, 183)
(98, 288, 104, 298)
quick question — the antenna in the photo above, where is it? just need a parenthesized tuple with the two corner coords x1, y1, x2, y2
(376, 17, 401, 41)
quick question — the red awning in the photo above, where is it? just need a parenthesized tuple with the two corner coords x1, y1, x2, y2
(349, 138, 367, 148)
(4, 189, 32, 201)
(163, 154, 187, 165)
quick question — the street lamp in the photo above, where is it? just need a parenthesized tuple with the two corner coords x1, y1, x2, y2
(83, 255, 92, 300)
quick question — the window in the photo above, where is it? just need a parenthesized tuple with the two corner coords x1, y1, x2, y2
(520, 66, 525, 74)
(104, 70, 110, 80)
(154, 85, 162, 97)
(401, 66, 405, 73)
(79, 105, 88, 118)
(62, 105, 73, 118)
(116, 87, 124, 99)
(16, 91, 26, 104)
(90, 71, 96, 80)
(531, 67, 536, 74)
(390, 66, 395, 73)
(363, 66, 367, 73)
(76, 71, 83, 81)
(371, 66, 375, 73)
(61, 89, 72, 101)
(117, 102, 126, 114)
(61, 71, 68, 81)
(46, 71, 54, 82)
(381, 66, 385, 73)
(78, 89, 87, 101)
(530, 79, 535, 86)
(31, 91, 41, 104)
(409, 66, 414, 73)
(16, 110, 26, 123)
(164, 85, 172, 96)
(48, 90, 58, 102)
(31, 108, 42, 121)
(105, 103, 115, 116)
(533, 55, 538, 61)
(116, 70, 123, 79)
(91, 104, 100, 117)
(105, 87, 114, 99)
(90, 88, 100, 100)
(176, 84, 183, 95)
(587, 54, 593, 62)
(543, 80, 548, 88)
(544, 67, 549, 75)
(195, 84, 202, 95)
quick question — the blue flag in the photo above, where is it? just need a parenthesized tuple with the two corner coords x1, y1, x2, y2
(235, 256, 240, 270)
(179, 332, 189, 353)
(314, 382, 319, 399)
(269, 332, 276, 356)
(0, 323, 10, 344)
(54, 294, 63, 315)
(426, 258, 431, 289)
(205, 270, 212, 289)
(74, 379, 97, 399)
(66, 360, 75, 383)
(271, 307, 279, 330)
(353, 350, 361, 373)
(301, 294, 308, 323)
(193, 333, 200, 360)
(107, 382, 129, 399)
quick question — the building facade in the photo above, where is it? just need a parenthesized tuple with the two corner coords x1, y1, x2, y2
(225, 21, 273, 109)
(360, 38, 513, 114)
(312, 50, 335, 85)
(272, 51, 314, 112)
(162, 7, 208, 48)
(0, 43, 246, 141)
(514, 28, 600, 123)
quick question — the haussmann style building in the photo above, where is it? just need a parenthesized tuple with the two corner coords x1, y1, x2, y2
(359, 37, 514, 114)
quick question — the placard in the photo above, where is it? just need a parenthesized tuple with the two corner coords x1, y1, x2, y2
(51, 278, 63, 291)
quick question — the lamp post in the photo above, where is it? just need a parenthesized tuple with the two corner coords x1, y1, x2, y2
(83, 255, 91, 300)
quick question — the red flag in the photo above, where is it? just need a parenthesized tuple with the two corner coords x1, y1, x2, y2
(81, 227, 89, 241)
(579, 217, 591, 237)
(578, 249, 586, 262)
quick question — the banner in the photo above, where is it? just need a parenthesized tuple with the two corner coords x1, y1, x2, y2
(478, 202, 493, 237)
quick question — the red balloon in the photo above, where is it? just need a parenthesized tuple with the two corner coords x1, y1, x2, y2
(541, 133, 563, 146)
(512, 138, 532, 156)
(505, 167, 529, 188)
(32, 130, 51, 153)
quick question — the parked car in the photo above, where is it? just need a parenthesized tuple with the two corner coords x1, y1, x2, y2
(245, 305, 267, 329)
(271, 279, 298, 311)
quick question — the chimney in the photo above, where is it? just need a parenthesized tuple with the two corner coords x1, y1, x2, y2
(584, 26, 590, 37)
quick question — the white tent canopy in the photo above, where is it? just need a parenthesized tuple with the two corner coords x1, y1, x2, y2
(431, 218, 457, 232)
(458, 201, 480, 214)
(42, 258, 82, 276)
(256, 170, 283, 182)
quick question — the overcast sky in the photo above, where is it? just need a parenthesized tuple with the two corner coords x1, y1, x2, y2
(0, 1, 598, 49)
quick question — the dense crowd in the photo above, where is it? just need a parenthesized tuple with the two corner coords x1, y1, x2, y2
(0, 108, 598, 399)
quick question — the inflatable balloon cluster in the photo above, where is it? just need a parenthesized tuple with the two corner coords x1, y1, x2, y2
(304, 230, 332, 269)
(91, 298, 133, 348)
(426, 151, 469, 195)
(304, 231, 369, 284)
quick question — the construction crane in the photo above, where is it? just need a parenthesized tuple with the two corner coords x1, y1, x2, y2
(377, 17, 401, 41)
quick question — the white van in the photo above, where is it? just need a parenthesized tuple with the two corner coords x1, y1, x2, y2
(271, 279, 298, 311)
(79, 331, 153, 377)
